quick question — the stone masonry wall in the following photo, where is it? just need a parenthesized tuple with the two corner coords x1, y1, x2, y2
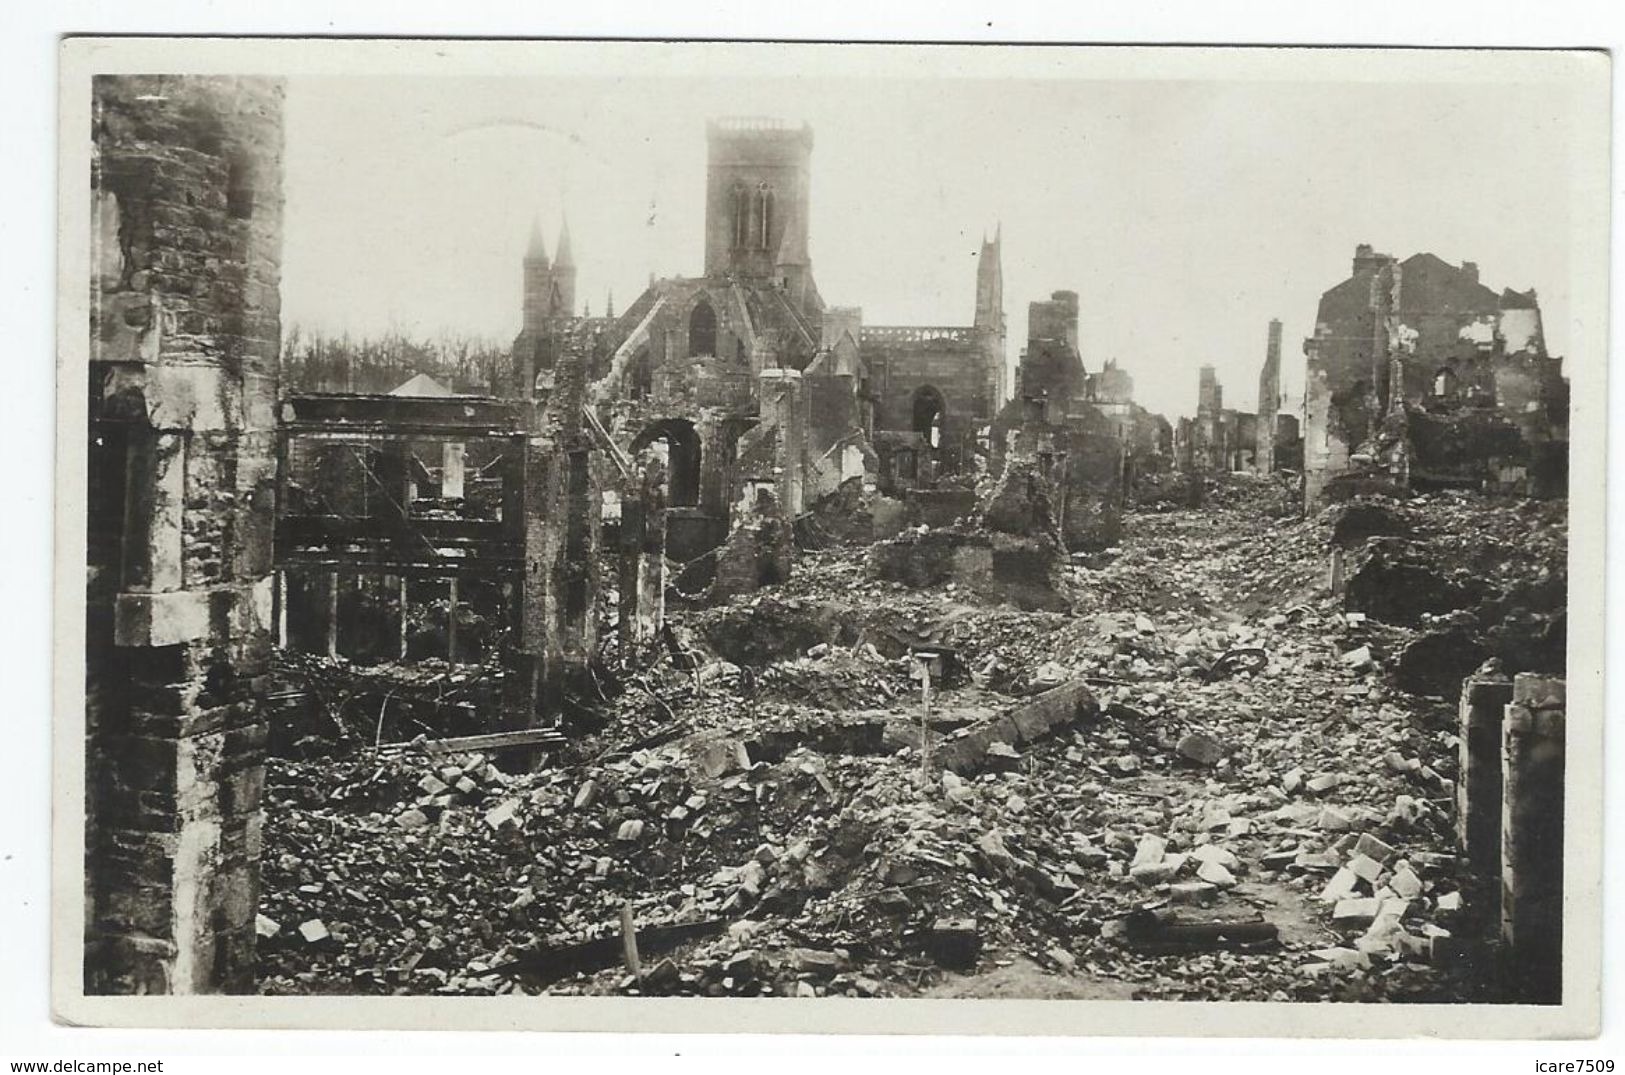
(86, 75, 284, 994)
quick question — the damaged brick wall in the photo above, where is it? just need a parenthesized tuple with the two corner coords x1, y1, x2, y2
(1058, 430, 1126, 552)
(712, 487, 794, 602)
(991, 400, 1125, 553)
(861, 329, 996, 476)
(86, 75, 284, 994)
(1303, 246, 1567, 503)
(1017, 290, 1087, 407)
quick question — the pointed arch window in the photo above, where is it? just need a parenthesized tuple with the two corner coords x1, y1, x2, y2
(730, 182, 748, 248)
(688, 299, 718, 357)
(757, 184, 775, 250)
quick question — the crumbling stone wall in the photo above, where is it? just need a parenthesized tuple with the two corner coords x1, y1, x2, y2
(858, 235, 1005, 477)
(711, 487, 794, 602)
(522, 344, 605, 722)
(989, 402, 1124, 553)
(1016, 290, 1087, 407)
(1303, 246, 1567, 504)
(86, 75, 284, 994)
(1058, 430, 1125, 551)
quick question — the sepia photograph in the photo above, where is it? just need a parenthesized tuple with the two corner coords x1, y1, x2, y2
(53, 37, 1609, 1037)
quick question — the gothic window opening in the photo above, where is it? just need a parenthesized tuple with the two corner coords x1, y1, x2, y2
(757, 184, 775, 250)
(730, 182, 748, 248)
(688, 299, 718, 358)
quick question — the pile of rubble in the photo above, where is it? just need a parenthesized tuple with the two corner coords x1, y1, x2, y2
(257, 486, 1559, 1002)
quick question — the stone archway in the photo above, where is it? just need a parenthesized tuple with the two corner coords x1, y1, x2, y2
(911, 384, 946, 449)
(631, 417, 703, 507)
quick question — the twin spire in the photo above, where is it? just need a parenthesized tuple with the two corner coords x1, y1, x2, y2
(525, 213, 575, 269)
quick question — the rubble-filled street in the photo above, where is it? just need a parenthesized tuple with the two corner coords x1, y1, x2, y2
(80, 71, 1579, 1024)
(255, 478, 1565, 1002)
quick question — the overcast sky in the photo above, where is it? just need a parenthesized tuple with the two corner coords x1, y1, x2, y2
(281, 69, 1578, 421)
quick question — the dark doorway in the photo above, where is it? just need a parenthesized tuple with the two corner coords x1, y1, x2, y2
(911, 385, 946, 449)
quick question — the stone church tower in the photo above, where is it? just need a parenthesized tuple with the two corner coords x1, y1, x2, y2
(703, 118, 814, 298)
(522, 215, 576, 334)
(512, 216, 577, 393)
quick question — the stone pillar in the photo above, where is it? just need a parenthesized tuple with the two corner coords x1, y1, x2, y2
(617, 457, 666, 659)
(758, 368, 805, 516)
(1303, 361, 1342, 506)
(86, 75, 284, 994)
(1457, 673, 1513, 918)
(1501, 674, 1565, 1004)
(748, 339, 773, 381)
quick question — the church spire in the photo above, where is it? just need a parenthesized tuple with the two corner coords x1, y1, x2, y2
(554, 213, 574, 268)
(526, 215, 549, 265)
(975, 221, 1003, 328)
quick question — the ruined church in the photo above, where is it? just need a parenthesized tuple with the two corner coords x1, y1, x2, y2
(509, 117, 1010, 559)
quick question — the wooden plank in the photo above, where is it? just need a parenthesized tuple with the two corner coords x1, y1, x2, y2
(377, 727, 567, 756)
(274, 556, 523, 578)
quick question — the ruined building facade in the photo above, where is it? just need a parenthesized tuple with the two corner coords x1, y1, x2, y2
(86, 75, 285, 993)
(987, 290, 1141, 551)
(1173, 323, 1300, 478)
(1303, 245, 1568, 502)
(857, 229, 1007, 485)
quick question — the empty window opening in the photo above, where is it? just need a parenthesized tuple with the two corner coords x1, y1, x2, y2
(758, 184, 775, 249)
(688, 299, 718, 358)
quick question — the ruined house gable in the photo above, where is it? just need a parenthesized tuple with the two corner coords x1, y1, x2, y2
(1395, 252, 1502, 318)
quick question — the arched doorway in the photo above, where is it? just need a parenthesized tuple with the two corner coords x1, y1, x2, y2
(630, 418, 703, 507)
(911, 385, 946, 449)
(688, 300, 718, 358)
